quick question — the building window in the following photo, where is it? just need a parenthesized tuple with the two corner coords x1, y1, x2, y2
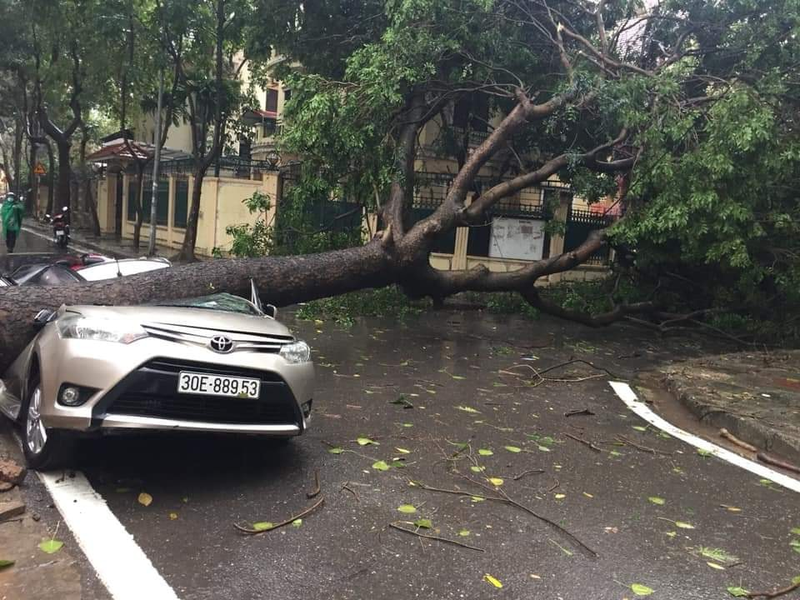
(283, 89, 291, 105)
(127, 180, 139, 222)
(266, 88, 278, 112)
(174, 178, 189, 228)
(262, 120, 277, 137)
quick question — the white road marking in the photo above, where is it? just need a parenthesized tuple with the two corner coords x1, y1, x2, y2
(610, 381, 800, 494)
(39, 471, 180, 599)
(21, 225, 94, 255)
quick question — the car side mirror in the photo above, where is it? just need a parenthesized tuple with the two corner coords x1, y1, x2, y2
(264, 304, 277, 319)
(33, 309, 55, 328)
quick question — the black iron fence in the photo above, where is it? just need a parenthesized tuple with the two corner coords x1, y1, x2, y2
(564, 208, 613, 265)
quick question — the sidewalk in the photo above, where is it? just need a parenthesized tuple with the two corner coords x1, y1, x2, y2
(23, 219, 179, 262)
(662, 350, 800, 465)
(0, 423, 83, 600)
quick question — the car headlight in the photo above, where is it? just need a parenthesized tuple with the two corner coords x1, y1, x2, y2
(57, 315, 148, 344)
(279, 340, 311, 364)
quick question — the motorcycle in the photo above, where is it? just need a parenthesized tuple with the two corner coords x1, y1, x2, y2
(45, 206, 70, 249)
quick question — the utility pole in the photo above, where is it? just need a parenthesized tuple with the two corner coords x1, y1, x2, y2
(148, 65, 164, 256)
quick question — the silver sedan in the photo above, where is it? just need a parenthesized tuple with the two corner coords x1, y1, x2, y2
(0, 285, 314, 470)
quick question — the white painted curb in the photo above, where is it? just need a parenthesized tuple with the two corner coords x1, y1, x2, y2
(610, 381, 800, 494)
(39, 471, 180, 599)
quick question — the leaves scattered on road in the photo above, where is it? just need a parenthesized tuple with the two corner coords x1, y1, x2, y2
(138, 492, 153, 507)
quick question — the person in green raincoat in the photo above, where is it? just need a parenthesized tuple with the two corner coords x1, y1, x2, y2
(1, 192, 24, 253)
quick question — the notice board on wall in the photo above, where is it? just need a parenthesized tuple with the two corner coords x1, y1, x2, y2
(488, 217, 546, 261)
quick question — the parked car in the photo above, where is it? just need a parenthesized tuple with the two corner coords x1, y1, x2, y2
(0, 282, 314, 469)
(3, 257, 170, 286)
(75, 257, 170, 281)
(52, 253, 114, 271)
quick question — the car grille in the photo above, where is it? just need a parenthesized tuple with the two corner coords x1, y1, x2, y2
(97, 359, 301, 426)
(141, 323, 293, 353)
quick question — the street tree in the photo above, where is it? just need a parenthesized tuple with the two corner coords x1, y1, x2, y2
(1, 0, 799, 371)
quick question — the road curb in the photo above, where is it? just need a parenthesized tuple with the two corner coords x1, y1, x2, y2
(663, 370, 800, 466)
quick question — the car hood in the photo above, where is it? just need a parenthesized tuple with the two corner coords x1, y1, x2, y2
(65, 305, 293, 339)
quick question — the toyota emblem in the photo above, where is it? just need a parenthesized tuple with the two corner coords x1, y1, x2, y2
(209, 335, 234, 354)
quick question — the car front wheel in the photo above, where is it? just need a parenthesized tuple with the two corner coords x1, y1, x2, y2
(22, 379, 74, 470)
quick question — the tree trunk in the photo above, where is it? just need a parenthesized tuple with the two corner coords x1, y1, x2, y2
(54, 140, 72, 213)
(132, 167, 144, 250)
(45, 142, 55, 215)
(85, 175, 101, 237)
(27, 139, 37, 212)
(0, 240, 396, 374)
(176, 165, 207, 262)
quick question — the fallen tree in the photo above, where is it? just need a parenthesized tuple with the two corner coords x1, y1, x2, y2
(2, 0, 799, 372)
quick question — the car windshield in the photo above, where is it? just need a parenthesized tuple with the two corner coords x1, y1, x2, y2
(152, 293, 262, 315)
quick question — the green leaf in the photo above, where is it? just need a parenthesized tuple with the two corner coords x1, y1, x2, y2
(792, 576, 800, 585)
(609, 450, 623, 457)
(478, 448, 493, 456)
(328, 447, 344, 454)
(292, 519, 303, 528)
(632, 426, 648, 432)
(0, 559, 14, 570)
(395, 448, 411, 454)
(414, 519, 432, 529)
(357, 437, 378, 446)
(456, 405, 480, 414)
(391, 460, 406, 469)
(488, 477, 504, 487)
(397, 504, 417, 514)
(372, 460, 391, 471)
(699, 547, 738, 563)
(538, 445, 551, 452)
(471, 496, 485, 502)
(791, 528, 800, 536)
(504, 446, 522, 453)
(697, 448, 713, 457)
(253, 522, 274, 531)
(630, 583, 654, 596)
(458, 529, 471, 537)
(648, 496, 665, 505)
(470, 465, 485, 472)
(727, 586, 750, 597)
(38, 540, 64, 554)
(675, 521, 695, 529)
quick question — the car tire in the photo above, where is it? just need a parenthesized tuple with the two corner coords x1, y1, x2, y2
(21, 377, 74, 471)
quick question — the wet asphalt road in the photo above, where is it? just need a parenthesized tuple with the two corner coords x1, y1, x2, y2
(16, 310, 800, 600)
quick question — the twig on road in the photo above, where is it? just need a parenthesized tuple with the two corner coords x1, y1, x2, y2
(389, 523, 485, 552)
(746, 579, 800, 599)
(565, 408, 595, 417)
(234, 496, 325, 535)
(720, 428, 758, 453)
(341, 482, 360, 502)
(513, 468, 545, 481)
(306, 470, 321, 499)
(756, 452, 800, 475)
(614, 434, 672, 456)
(565, 432, 602, 453)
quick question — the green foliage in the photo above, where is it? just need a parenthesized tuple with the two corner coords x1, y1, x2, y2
(296, 286, 430, 326)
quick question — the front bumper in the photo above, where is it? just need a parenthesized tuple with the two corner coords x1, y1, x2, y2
(37, 334, 314, 436)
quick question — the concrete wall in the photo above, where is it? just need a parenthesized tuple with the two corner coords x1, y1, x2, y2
(118, 171, 277, 257)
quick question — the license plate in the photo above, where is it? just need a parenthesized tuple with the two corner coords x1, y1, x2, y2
(177, 372, 261, 398)
(56, 230, 64, 237)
